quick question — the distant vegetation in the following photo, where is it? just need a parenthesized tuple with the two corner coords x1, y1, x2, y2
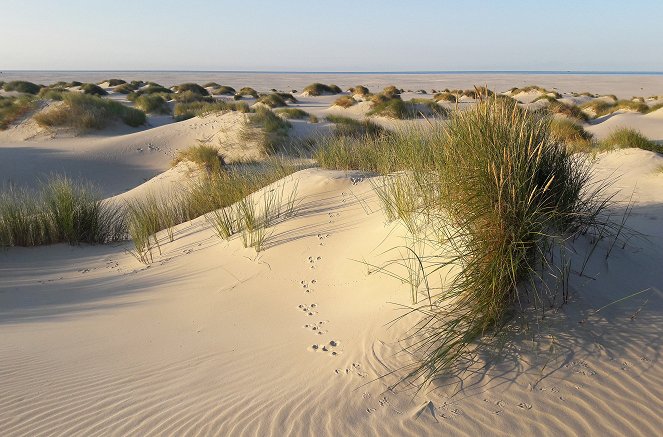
(212, 86, 236, 96)
(104, 79, 127, 87)
(174, 83, 209, 96)
(134, 94, 170, 114)
(580, 99, 649, 118)
(173, 100, 249, 121)
(256, 93, 290, 108)
(236, 87, 259, 98)
(349, 85, 369, 96)
(35, 93, 146, 130)
(325, 115, 385, 138)
(38, 87, 69, 101)
(3, 80, 41, 95)
(433, 92, 457, 103)
(302, 83, 342, 96)
(80, 83, 108, 96)
(333, 95, 356, 108)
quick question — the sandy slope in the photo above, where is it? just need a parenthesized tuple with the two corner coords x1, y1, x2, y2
(0, 111, 253, 196)
(1, 149, 662, 436)
(587, 109, 663, 142)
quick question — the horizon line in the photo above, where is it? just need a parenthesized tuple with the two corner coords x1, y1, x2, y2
(2, 69, 663, 75)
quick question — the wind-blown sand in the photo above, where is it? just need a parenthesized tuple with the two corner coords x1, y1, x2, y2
(1, 77, 662, 436)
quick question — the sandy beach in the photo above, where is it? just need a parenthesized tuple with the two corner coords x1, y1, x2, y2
(1, 73, 662, 437)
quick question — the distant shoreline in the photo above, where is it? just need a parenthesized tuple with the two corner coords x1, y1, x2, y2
(3, 70, 663, 75)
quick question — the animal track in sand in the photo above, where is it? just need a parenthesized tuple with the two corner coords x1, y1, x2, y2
(565, 360, 597, 376)
(297, 303, 318, 316)
(307, 256, 322, 269)
(303, 320, 328, 335)
(316, 233, 330, 246)
(309, 340, 341, 355)
(334, 362, 366, 377)
(300, 279, 317, 293)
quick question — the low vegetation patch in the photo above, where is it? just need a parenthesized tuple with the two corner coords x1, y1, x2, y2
(550, 118, 594, 153)
(546, 101, 589, 122)
(581, 99, 650, 118)
(333, 95, 356, 108)
(0, 176, 125, 247)
(38, 87, 69, 101)
(115, 82, 141, 94)
(237, 87, 259, 98)
(80, 83, 108, 96)
(104, 79, 126, 87)
(172, 144, 225, 173)
(274, 108, 310, 119)
(433, 92, 457, 103)
(3, 80, 41, 95)
(173, 100, 249, 121)
(350, 85, 369, 96)
(134, 94, 170, 114)
(212, 85, 236, 95)
(0, 95, 36, 130)
(325, 115, 385, 138)
(240, 107, 291, 154)
(600, 128, 662, 153)
(172, 90, 213, 104)
(35, 93, 146, 129)
(302, 83, 342, 96)
(256, 93, 290, 108)
(174, 83, 209, 95)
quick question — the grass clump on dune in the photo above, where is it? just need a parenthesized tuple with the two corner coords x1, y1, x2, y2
(115, 82, 141, 94)
(325, 115, 385, 138)
(317, 98, 618, 385)
(174, 83, 209, 95)
(203, 82, 220, 88)
(104, 79, 126, 87)
(580, 99, 650, 118)
(274, 108, 310, 119)
(212, 85, 236, 96)
(236, 87, 259, 98)
(241, 107, 291, 154)
(350, 85, 369, 96)
(600, 128, 662, 153)
(172, 144, 225, 173)
(333, 95, 356, 108)
(80, 83, 108, 96)
(0, 95, 36, 130)
(0, 176, 125, 247)
(546, 101, 589, 122)
(173, 100, 249, 121)
(367, 97, 420, 119)
(3, 80, 42, 95)
(433, 92, 457, 103)
(38, 87, 69, 101)
(35, 93, 146, 129)
(302, 83, 342, 96)
(134, 94, 170, 114)
(127, 158, 299, 262)
(172, 90, 213, 104)
(256, 93, 290, 108)
(550, 118, 594, 153)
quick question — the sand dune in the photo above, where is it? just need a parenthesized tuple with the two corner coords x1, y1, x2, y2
(1, 148, 662, 435)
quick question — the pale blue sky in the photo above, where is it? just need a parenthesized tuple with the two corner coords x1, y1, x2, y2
(1, 0, 662, 71)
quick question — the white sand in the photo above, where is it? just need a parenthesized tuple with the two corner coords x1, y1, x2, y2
(1, 78, 662, 435)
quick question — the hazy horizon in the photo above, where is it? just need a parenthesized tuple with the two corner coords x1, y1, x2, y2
(2, 0, 662, 71)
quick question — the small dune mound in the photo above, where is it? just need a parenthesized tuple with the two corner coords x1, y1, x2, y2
(3, 80, 42, 95)
(274, 108, 310, 119)
(581, 99, 650, 118)
(114, 82, 141, 94)
(382, 85, 402, 98)
(172, 90, 213, 104)
(80, 83, 108, 96)
(134, 94, 170, 114)
(301, 83, 342, 96)
(240, 107, 291, 154)
(433, 92, 457, 103)
(203, 82, 220, 89)
(173, 100, 249, 121)
(255, 93, 290, 108)
(104, 79, 127, 87)
(550, 118, 594, 153)
(174, 83, 209, 96)
(349, 85, 369, 97)
(600, 128, 661, 153)
(325, 114, 384, 137)
(546, 101, 589, 122)
(38, 87, 69, 101)
(0, 95, 37, 130)
(172, 144, 225, 173)
(333, 95, 356, 108)
(236, 87, 259, 99)
(212, 86, 236, 96)
(34, 93, 146, 130)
